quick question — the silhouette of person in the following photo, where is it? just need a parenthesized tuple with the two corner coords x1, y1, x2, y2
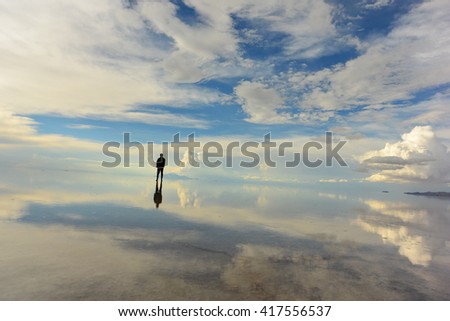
(156, 153, 165, 181)
(153, 179, 163, 208)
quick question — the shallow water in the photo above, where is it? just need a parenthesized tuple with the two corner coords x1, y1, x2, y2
(1, 168, 450, 300)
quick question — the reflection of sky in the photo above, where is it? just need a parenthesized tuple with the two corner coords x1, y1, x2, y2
(356, 198, 449, 267)
(1, 166, 450, 300)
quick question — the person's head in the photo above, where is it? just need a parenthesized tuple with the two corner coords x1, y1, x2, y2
(160, 153, 163, 157)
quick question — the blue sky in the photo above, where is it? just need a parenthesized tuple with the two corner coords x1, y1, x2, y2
(1, 0, 450, 186)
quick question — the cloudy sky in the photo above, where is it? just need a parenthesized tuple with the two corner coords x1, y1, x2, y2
(1, 0, 449, 187)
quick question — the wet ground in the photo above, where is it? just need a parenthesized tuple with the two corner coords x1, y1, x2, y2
(1, 168, 450, 300)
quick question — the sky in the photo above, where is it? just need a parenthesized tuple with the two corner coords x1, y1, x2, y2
(1, 0, 450, 188)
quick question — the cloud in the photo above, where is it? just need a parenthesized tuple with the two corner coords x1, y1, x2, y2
(235, 80, 335, 124)
(0, 0, 222, 127)
(179, 0, 343, 59)
(66, 124, 107, 130)
(301, 0, 450, 110)
(404, 91, 450, 128)
(361, 0, 393, 10)
(0, 111, 114, 180)
(231, 0, 339, 57)
(235, 81, 287, 123)
(140, 0, 237, 58)
(2, 0, 448, 142)
(0, 0, 351, 128)
(231, 0, 450, 127)
(358, 126, 450, 183)
(0, 111, 99, 150)
(0, 111, 37, 137)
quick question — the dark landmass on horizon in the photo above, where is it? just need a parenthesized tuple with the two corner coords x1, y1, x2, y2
(405, 191, 450, 199)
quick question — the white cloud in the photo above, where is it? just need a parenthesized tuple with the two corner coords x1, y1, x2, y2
(235, 81, 286, 123)
(140, 0, 237, 59)
(0, 111, 99, 150)
(358, 126, 450, 183)
(0, 0, 342, 127)
(0, 0, 347, 128)
(404, 91, 450, 128)
(234, 0, 450, 127)
(298, 0, 450, 111)
(0, 0, 222, 127)
(181, 0, 343, 58)
(163, 51, 207, 83)
(152, 0, 343, 82)
(0, 112, 111, 175)
(66, 124, 107, 130)
(0, 111, 37, 137)
(235, 80, 335, 124)
(361, 0, 393, 10)
(2, 0, 448, 133)
(231, 0, 339, 57)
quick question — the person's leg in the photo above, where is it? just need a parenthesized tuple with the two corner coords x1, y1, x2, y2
(156, 168, 160, 181)
(160, 168, 164, 180)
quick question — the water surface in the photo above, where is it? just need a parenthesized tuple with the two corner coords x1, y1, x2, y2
(1, 168, 449, 300)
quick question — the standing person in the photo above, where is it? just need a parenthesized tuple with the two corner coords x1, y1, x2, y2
(156, 153, 165, 181)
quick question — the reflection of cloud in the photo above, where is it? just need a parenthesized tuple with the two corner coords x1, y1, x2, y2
(357, 219, 432, 267)
(0, 195, 27, 220)
(242, 175, 302, 184)
(363, 200, 428, 224)
(0, 168, 167, 221)
(319, 179, 349, 183)
(2, 166, 450, 299)
(176, 185, 200, 208)
(358, 126, 450, 183)
(356, 199, 434, 266)
(318, 192, 348, 200)
(257, 195, 268, 207)
(0, 221, 227, 300)
(222, 243, 427, 300)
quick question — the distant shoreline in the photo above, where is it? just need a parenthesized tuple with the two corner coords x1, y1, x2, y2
(404, 191, 450, 199)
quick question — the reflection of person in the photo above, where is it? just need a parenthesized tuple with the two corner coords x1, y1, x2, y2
(156, 153, 165, 181)
(153, 180, 163, 208)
